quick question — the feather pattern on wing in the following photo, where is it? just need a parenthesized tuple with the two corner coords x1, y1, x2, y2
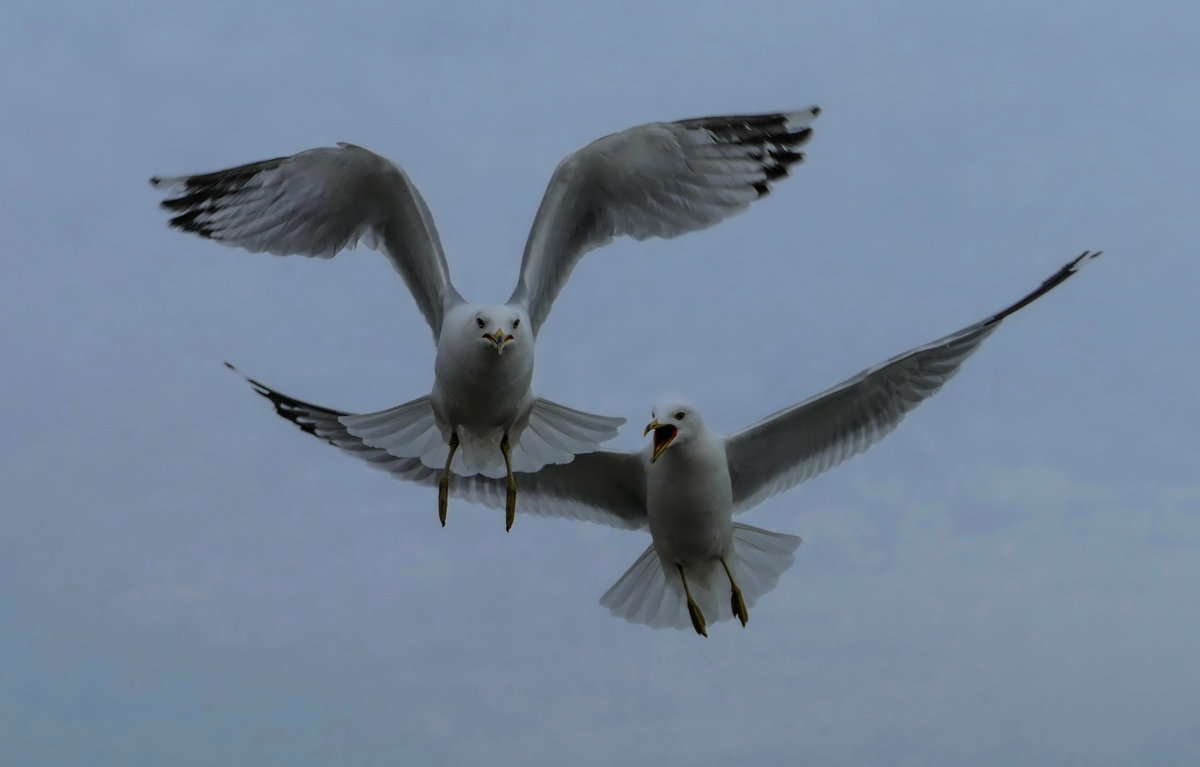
(725, 251, 1100, 512)
(152, 144, 461, 338)
(508, 107, 820, 334)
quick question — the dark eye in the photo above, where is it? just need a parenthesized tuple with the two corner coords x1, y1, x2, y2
(675, 411, 686, 420)
(476, 318, 486, 329)
(512, 318, 520, 329)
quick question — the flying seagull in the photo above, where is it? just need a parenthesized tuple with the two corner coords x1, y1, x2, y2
(232, 251, 1099, 635)
(153, 107, 820, 530)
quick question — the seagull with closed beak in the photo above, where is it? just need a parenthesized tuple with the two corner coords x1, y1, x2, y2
(153, 107, 820, 529)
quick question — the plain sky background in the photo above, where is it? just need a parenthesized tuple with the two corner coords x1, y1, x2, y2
(3, 1, 1198, 765)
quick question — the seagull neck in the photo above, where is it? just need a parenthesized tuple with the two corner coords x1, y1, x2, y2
(656, 430, 722, 470)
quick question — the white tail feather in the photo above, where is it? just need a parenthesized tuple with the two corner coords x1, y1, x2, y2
(509, 397, 625, 473)
(600, 523, 801, 630)
(339, 396, 451, 472)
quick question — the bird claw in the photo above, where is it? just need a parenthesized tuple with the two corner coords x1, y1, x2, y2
(687, 599, 708, 638)
(505, 481, 517, 532)
(731, 587, 749, 627)
(439, 433, 459, 528)
(437, 477, 449, 527)
(501, 433, 517, 532)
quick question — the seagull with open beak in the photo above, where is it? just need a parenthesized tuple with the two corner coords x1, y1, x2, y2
(645, 417, 678, 463)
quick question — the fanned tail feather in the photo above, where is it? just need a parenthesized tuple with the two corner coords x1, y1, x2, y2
(338, 395, 623, 478)
(510, 397, 626, 473)
(338, 397, 448, 470)
(600, 523, 801, 630)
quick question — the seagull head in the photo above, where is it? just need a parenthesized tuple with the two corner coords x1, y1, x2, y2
(644, 400, 702, 463)
(470, 305, 525, 356)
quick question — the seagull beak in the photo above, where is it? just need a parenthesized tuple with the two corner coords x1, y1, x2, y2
(483, 328, 514, 355)
(645, 419, 678, 463)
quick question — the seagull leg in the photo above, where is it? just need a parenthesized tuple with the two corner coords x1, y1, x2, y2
(500, 433, 517, 531)
(676, 563, 708, 637)
(720, 556, 749, 627)
(437, 432, 460, 527)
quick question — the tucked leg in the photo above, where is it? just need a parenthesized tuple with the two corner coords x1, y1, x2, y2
(720, 556, 749, 627)
(437, 432, 460, 527)
(676, 563, 708, 637)
(500, 433, 517, 531)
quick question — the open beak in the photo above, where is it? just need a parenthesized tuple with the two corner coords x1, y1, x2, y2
(483, 328, 514, 355)
(644, 419, 678, 463)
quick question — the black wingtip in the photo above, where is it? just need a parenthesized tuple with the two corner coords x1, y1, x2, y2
(166, 209, 217, 238)
(223, 361, 273, 400)
(225, 361, 353, 419)
(985, 250, 1102, 327)
(1069, 250, 1102, 271)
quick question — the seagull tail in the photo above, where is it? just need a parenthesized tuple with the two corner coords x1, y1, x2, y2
(509, 397, 626, 473)
(599, 523, 801, 630)
(338, 396, 448, 471)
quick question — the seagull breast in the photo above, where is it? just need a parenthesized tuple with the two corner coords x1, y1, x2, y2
(645, 432, 734, 565)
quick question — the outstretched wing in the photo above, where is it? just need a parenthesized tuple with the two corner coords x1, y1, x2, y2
(508, 107, 820, 335)
(724, 251, 1100, 512)
(231, 365, 649, 530)
(152, 143, 462, 339)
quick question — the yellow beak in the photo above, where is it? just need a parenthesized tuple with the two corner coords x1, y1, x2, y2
(483, 328, 514, 355)
(645, 418, 676, 463)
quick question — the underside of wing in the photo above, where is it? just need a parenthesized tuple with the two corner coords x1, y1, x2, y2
(152, 143, 460, 337)
(725, 251, 1100, 511)
(508, 107, 820, 334)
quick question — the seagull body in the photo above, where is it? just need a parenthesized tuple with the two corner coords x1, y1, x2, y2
(646, 416, 733, 572)
(429, 304, 534, 473)
(235, 251, 1100, 634)
(153, 108, 821, 527)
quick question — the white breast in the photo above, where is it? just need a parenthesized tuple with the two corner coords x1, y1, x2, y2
(432, 322, 535, 433)
(645, 432, 734, 566)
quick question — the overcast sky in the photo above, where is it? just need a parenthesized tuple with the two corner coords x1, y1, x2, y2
(3, 1, 1198, 765)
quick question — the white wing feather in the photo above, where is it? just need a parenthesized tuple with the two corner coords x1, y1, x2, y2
(152, 144, 461, 339)
(725, 251, 1100, 512)
(508, 107, 820, 335)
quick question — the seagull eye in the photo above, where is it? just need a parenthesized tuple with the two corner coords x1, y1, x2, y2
(675, 411, 686, 420)
(476, 318, 486, 329)
(512, 318, 520, 329)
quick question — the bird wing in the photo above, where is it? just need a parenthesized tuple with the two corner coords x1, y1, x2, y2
(724, 251, 1099, 512)
(152, 143, 461, 339)
(507, 107, 820, 335)
(232, 366, 649, 530)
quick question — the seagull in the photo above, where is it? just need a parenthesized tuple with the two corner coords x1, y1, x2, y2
(232, 251, 1099, 635)
(152, 107, 820, 530)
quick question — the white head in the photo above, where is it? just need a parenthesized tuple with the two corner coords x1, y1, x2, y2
(463, 304, 527, 357)
(643, 399, 704, 463)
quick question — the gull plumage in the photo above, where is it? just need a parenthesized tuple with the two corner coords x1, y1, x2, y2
(153, 107, 820, 528)
(235, 251, 1100, 634)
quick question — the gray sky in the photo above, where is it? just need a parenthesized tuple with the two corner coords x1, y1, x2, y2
(3, 1, 1198, 764)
